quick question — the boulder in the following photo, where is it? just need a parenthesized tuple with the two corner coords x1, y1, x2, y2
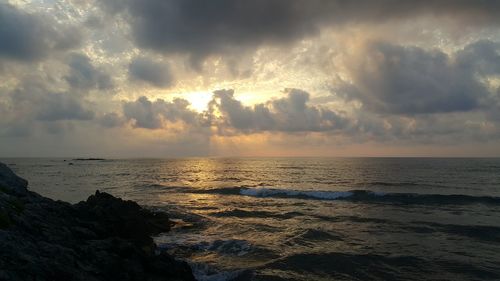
(76, 190, 174, 249)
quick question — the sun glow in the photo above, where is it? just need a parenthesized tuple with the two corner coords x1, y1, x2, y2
(178, 91, 213, 112)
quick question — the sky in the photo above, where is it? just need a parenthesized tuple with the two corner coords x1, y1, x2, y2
(1, 0, 500, 157)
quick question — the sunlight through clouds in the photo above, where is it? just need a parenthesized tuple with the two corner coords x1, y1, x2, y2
(1, 0, 500, 156)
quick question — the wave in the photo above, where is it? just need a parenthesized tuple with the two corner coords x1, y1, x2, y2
(209, 208, 302, 220)
(356, 181, 470, 190)
(182, 186, 500, 205)
(362, 181, 421, 187)
(157, 234, 270, 258)
(190, 263, 252, 281)
(266, 252, 426, 280)
(283, 229, 344, 247)
(240, 188, 354, 200)
(265, 252, 500, 281)
(406, 221, 500, 242)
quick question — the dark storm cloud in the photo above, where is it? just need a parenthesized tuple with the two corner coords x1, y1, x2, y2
(65, 54, 114, 90)
(122, 0, 319, 62)
(122, 96, 202, 129)
(0, 3, 81, 61)
(341, 40, 500, 115)
(209, 89, 348, 133)
(128, 57, 174, 88)
(98, 0, 500, 61)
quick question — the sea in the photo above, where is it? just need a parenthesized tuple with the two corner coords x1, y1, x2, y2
(3, 158, 500, 281)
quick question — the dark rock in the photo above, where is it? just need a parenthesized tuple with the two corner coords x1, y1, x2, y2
(0, 163, 28, 195)
(0, 162, 196, 281)
(75, 190, 174, 250)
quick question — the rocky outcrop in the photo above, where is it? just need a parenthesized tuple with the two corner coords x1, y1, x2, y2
(0, 163, 28, 195)
(0, 162, 196, 281)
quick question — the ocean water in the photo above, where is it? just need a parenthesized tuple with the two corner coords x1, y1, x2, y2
(3, 158, 500, 281)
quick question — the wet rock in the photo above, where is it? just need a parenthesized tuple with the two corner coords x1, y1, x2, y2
(0, 162, 196, 281)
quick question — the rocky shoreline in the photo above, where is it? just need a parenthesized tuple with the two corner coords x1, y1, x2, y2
(0, 162, 196, 281)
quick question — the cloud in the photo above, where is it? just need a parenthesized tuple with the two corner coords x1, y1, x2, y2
(209, 88, 349, 133)
(121, 0, 320, 62)
(455, 40, 500, 76)
(123, 96, 202, 129)
(340, 40, 500, 114)
(97, 0, 500, 64)
(35, 92, 95, 121)
(65, 53, 114, 90)
(121, 88, 496, 144)
(122, 97, 163, 129)
(8, 78, 95, 122)
(2, 0, 500, 156)
(0, 75, 95, 139)
(128, 57, 174, 88)
(485, 87, 500, 123)
(0, 3, 81, 61)
(121, 89, 348, 133)
(348, 110, 498, 145)
(98, 112, 126, 128)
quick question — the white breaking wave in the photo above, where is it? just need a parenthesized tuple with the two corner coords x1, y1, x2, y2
(240, 188, 354, 200)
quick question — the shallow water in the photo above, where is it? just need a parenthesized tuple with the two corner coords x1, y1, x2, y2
(4, 158, 500, 280)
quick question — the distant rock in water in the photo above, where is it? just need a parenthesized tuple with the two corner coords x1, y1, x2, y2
(0, 162, 196, 281)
